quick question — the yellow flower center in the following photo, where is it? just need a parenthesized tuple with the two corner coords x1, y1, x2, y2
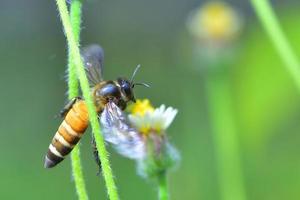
(130, 99, 154, 116)
(140, 126, 151, 135)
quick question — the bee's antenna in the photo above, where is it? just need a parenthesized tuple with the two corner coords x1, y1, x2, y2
(133, 82, 150, 88)
(130, 64, 141, 83)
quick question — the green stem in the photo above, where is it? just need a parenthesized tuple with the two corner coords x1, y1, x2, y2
(55, 0, 119, 199)
(206, 74, 246, 200)
(71, 146, 89, 200)
(68, 0, 81, 98)
(67, 1, 89, 200)
(251, 0, 300, 90)
(158, 172, 169, 200)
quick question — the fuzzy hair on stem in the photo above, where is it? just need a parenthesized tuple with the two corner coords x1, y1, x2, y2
(55, 0, 119, 199)
(67, 1, 89, 200)
(71, 146, 89, 200)
(68, 0, 81, 98)
(251, 0, 300, 91)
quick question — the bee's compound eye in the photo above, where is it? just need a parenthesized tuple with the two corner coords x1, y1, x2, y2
(122, 84, 131, 95)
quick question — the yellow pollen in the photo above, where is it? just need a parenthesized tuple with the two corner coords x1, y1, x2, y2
(140, 126, 151, 135)
(131, 99, 154, 116)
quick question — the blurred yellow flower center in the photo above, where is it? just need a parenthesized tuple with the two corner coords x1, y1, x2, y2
(201, 2, 235, 39)
(131, 99, 154, 116)
(187, 1, 241, 41)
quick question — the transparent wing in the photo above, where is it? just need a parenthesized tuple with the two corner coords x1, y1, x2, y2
(100, 102, 145, 159)
(81, 44, 104, 86)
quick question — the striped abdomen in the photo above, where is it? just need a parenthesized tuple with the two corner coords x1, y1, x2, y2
(44, 100, 89, 168)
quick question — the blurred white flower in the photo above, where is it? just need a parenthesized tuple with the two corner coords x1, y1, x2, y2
(187, 1, 242, 44)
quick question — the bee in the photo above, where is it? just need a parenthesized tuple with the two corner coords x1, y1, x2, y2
(44, 44, 148, 168)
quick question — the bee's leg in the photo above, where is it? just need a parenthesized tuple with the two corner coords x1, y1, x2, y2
(59, 96, 82, 118)
(91, 135, 102, 175)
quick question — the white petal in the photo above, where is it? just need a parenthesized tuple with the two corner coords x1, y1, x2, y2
(128, 115, 144, 130)
(162, 107, 178, 129)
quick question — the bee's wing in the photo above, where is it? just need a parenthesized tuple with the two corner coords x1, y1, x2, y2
(81, 44, 104, 87)
(100, 102, 145, 159)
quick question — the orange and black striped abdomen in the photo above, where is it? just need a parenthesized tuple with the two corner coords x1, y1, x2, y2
(44, 100, 89, 168)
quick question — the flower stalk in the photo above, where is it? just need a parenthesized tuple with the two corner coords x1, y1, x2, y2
(66, 1, 89, 200)
(251, 0, 300, 90)
(187, 2, 246, 200)
(55, 0, 119, 199)
(205, 74, 246, 200)
(158, 171, 169, 200)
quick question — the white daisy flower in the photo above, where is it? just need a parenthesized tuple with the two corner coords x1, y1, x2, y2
(128, 100, 178, 134)
(100, 99, 180, 178)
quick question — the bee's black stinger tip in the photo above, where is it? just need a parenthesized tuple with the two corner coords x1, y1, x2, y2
(44, 156, 56, 169)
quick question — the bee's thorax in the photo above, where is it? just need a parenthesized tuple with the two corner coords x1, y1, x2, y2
(92, 80, 128, 112)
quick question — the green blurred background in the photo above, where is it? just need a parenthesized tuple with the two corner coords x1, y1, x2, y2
(1, 0, 300, 199)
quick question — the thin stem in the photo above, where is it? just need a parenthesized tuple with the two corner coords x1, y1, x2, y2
(251, 0, 300, 90)
(206, 74, 246, 200)
(71, 146, 89, 200)
(68, 0, 81, 98)
(67, 1, 89, 200)
(55, 0, 119, 200)
(158, 172, 169, 200)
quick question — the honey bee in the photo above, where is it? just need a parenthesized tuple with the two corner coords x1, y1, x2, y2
(44, 44, 148, 168)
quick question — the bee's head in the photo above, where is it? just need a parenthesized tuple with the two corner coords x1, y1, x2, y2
(117, 78, 136, 103)
(117, 65, 149, 103)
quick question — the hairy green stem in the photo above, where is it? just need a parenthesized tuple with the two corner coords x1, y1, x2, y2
(68, 0, 81, 98)
(158, 172, 169, 200)
(67, 1, 89, 200)
(251, 0, 300, 90)
(206, 74, 246, 200)
(71, 146, 89, 200)
(55, 0, 119, 199)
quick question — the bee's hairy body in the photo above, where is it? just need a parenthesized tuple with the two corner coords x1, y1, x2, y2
(44, 80, 131, 168)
